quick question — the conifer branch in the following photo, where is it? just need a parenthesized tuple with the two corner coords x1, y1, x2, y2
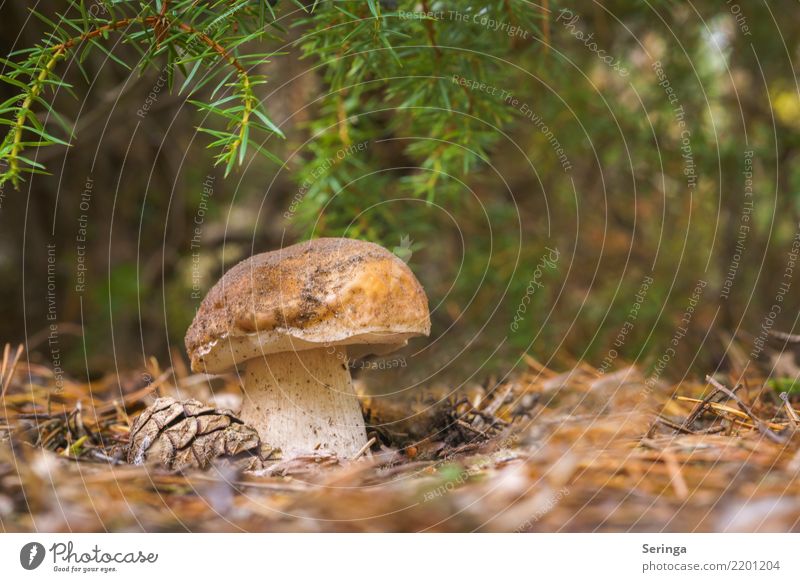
(0, 2, 282, 188)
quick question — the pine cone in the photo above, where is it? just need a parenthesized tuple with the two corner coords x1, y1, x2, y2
(127, 397, 261, 470)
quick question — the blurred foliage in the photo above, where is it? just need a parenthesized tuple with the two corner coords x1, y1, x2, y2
(0, 0, 799, 383)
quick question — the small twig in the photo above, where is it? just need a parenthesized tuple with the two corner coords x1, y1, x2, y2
(0, 344, 11, 397)
(62, 434, 89, 457)
(440, 442, 483, 458)
(679, 380, 728, 432)
(456, 418, 489, 439)
(420, 0, 442, 59)
(656, 415, 698, 435)
(699, 425, 726, 435)
(483, 383, 514, 417)
(1, 344, 24, 399)
(768, 330, 800, 344)
(778, 392, 800, 430)
(89, 450, 124, 464)
(678, 397, 785, 430)
(352, 436, 376, 460)
(706, 375, 787, 443)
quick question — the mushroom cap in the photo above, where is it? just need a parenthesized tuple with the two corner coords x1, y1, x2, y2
(185, 237, 431, 373)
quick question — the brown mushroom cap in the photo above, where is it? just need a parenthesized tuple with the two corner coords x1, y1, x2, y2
(185, 237, 431, 373)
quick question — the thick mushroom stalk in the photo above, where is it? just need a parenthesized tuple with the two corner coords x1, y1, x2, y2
(238, 346, 367, 458)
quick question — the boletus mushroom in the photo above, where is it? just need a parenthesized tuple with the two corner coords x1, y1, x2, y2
(185, 238, 430, 458)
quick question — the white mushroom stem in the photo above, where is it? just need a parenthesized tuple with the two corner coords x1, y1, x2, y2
(239, 346, 367, 458)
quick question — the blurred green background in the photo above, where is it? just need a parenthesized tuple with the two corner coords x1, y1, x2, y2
(1, 1, 799, 386)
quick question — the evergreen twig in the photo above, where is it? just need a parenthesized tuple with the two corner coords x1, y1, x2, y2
(0, 1, 284, 187)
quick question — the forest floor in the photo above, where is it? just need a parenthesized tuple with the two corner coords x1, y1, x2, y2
(1, 343, 800, 532)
